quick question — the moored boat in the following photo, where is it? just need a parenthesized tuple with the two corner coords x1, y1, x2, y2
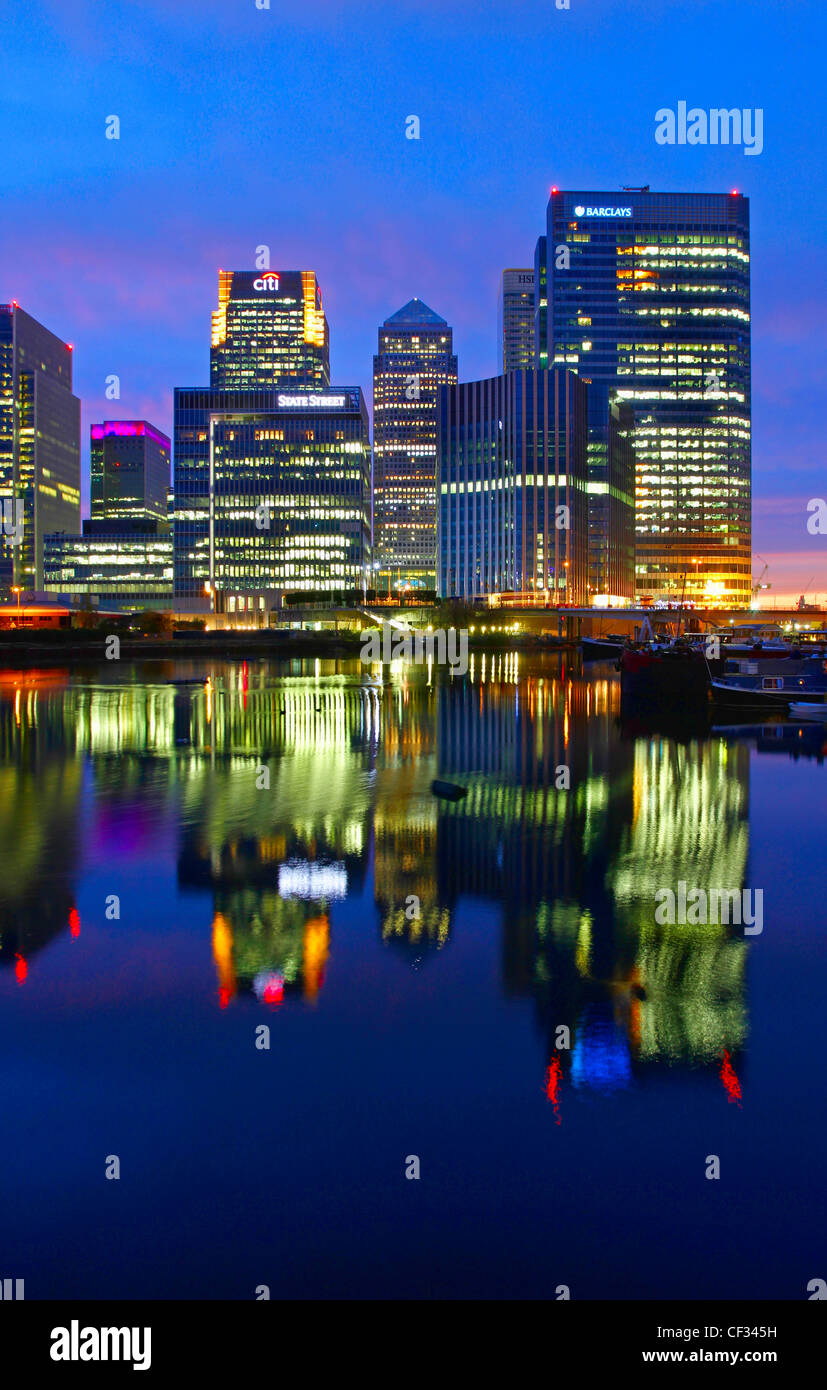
(711, 654, 827, 709)
(790, 701, 827, 721)
(582, 635, 627, 659)
(619, 642, 709, 704)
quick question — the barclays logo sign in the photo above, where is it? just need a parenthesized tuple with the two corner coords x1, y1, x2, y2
(573, 205, 633, 218)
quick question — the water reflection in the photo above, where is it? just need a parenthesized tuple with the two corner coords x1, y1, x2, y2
(0, 658, 821, 1098)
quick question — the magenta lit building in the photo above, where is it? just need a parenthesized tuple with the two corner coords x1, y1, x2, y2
(90, 420, 170, 525)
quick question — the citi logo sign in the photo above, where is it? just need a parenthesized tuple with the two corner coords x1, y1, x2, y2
(253, 274, 279, 292)
(573, 205, 632, 218)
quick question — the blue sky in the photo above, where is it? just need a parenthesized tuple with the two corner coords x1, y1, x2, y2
(2, 0, 825, 597)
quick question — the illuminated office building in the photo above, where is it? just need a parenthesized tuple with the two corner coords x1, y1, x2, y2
(210, 270, 330, 391)
(498, 269, 535, 371)
(44, 418, 172, 609)
(43, 519, 173, 610)
(372, 299, 457, 592)
(438, 368, 588, 601)
(533, 237, 548, 371)
(90, 420, 170, 523)
(0, 302, 80, 592)
(176, 268, 360, 605)
(174, 387, 370, 603)
(593, 395, 636, 601)
(538, 189, 751, 604)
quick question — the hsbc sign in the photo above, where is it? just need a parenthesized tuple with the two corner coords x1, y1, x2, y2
(253, 274, 280, 291)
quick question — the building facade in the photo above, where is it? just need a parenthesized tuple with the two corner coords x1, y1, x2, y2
(210, 270, 330, 391)
(176, 267, 368, 605)
(437, 368, 589, 603)
(498, 270, 535, 371)
(538, 189, 751, 604)
(0, 303, 80, 592)
(174, 387, 371, 603)
(90, 420, 170, 523)
(372, 299, 457, 593)
(43, 519, 173, 610)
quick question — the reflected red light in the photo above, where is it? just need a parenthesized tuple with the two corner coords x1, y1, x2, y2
(545, 1054, 563, 1124)
(15, 953, 27, 984)
(263, 978, 284, 1005)
(720, 1049, 742, 1105)
(69, 908, 80, 938)
(218, 986, 231, 1009)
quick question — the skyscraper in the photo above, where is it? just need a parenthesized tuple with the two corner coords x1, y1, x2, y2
(210, 270, 329, 390)
(175, 386, 370, 606)
(90, 420, 170, 523)
(175, 269, 368, 606)
(538, 189, 751, 605)
(437, 368, 589, 602)
(498, 270, 535, 371)
(0, 303, 80, 592)
(372, 299, 457, 593)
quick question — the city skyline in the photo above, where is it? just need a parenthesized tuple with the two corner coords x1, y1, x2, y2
(2, 0, 826, 1332)
(2, 0, 824, 602)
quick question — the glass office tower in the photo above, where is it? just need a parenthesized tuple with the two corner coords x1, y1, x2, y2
(44, 418, 172, 610)
(90, 420, 170, 523)
(176, 269, 365, 606)
(44, 522, 173, 610)
(498, 270, 535, 371)
(437, 368, 588, 603)
(372, 299, 457, 593)
(210, 270, 330, 391)
(539, 189, 751, 604)
(174, 387, 370, 603)
(0, 303, 81, 592)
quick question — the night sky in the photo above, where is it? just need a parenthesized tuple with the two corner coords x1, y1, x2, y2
(3, 0, 824, 600)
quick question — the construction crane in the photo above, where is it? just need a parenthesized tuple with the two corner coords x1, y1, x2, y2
(751, 555, 771, 598)
(797, 576, 816, 611)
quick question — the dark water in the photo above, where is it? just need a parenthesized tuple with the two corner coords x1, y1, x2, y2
(1, 654, 825, 1299)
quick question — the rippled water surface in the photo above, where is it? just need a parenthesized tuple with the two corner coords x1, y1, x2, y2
(1, 654, 824, 1298)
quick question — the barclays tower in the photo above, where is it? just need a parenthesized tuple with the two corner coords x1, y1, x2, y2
(538, 189, 751, 606)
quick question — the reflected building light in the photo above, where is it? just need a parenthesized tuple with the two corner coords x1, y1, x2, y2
(720, 1049, 742, 1105)
(302, 915, 330, 1001)
(211, 910, 237, 1005)
(253, 971, 285, 1005)
(544, 1054, 563, 1123)
(571, 1004, 632, 1092)
(278, 859, 347, 900)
